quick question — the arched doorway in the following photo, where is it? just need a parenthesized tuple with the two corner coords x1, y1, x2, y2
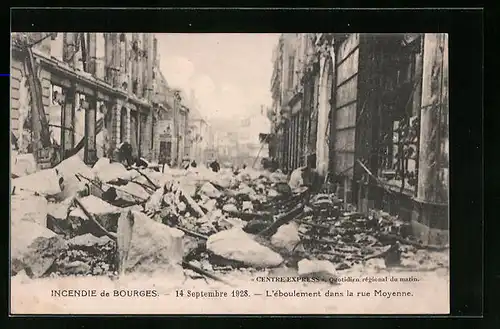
(316, 56, 334, 177)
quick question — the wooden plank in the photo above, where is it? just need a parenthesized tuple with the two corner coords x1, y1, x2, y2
(334, 128, 356, 153)
(336, 48, 359, 84)
(335, 76, 358, 108)
(335, 102, 357, 129)
(337, 33, 359, 62)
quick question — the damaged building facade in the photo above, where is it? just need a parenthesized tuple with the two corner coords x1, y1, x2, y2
(187, 107, 210, 166)
(10, 32, 192, 169)
(154, 71, 195, 167)
(269, 33, 449, 245)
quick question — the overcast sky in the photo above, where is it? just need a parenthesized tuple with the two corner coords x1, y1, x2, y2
(156, 33, 280, 124)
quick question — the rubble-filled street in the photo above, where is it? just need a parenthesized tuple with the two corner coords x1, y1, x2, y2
(10, 32, 450, 314)
(11, 155, 449, 314)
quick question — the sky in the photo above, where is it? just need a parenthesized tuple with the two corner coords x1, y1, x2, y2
(156, 33, 280, 125)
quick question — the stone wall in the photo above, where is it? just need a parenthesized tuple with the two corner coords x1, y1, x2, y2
(11, 55, 52, 151)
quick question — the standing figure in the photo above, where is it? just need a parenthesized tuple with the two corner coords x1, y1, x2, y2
(210, 159, 220, 173)
(117, 142, 134, 167)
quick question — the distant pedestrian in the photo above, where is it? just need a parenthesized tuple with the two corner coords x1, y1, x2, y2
(233, 165, 240, 175)
(210, 159, 220, 173)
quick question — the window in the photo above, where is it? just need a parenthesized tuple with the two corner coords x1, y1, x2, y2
(378, 38, 421, 194)
(288, 56, 295, 89)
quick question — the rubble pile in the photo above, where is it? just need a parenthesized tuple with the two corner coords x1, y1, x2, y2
(53, 234, 117, 276)
(11, 155, 178, 278)
(11, 155, 449, 284)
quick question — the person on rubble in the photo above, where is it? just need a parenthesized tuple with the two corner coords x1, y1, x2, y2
(288, 158, 322, 194)
(209, 159, 220, 173)
(135, 157, 149, 168)
(116, 142, 134, 167)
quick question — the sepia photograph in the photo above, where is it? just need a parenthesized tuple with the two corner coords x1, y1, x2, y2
(10, 31, 449, 314)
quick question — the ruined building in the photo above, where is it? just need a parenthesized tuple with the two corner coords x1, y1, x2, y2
(11, 33, 168, 167)
(270, 33, 449, 244)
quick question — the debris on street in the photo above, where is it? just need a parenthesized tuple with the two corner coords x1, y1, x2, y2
(10, 155, 449, 286)
(9, 32, 452, 315)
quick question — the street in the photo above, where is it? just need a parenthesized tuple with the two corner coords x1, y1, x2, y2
(10, 32, 450, 315)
